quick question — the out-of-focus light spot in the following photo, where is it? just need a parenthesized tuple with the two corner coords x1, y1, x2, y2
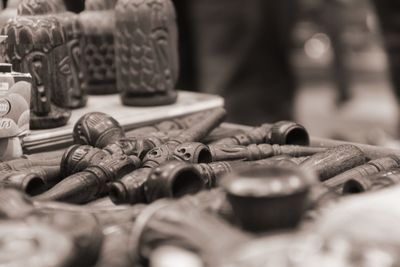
(304, 33, 331, 59)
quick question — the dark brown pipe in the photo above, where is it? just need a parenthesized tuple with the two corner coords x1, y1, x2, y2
(73, 112, 175, 159)
(209, 144, 325, 162)
(109, 109, 226, 205)
(60, 144, 112, 176)
(0, 150, 64, 172)
(323, 155, 400, 193)
(300, 144, 367, 181)
(0, 165, 60, 195)
(211, 121, 309, 146)
(110, 142, 212, 204)
(34, 154, 140, 203)
(112, 156, 295, 205)
(342, 168, 400, 194)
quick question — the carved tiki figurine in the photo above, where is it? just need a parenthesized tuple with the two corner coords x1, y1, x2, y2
(78, 4, 117, 94)
(0, 16, 72, 129)
(115, 0, 179, 106)
(18, 0, 88, 109)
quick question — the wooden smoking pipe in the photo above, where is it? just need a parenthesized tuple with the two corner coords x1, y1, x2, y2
(342, 168, 400, 195)
(323, 155, 400, 194)
(0, 149, 65, 171)
(300, 144, 367, 181)
(0, 165, 60, 195)
(208, 143, 325, 162)
(34, 152, 140, 204)
(109, 108, 226, 204)
(210, 120, 310, 146)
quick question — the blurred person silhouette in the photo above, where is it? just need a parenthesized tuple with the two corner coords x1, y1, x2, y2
(173, 0, 299, 125)
(314, 0, 352, 104)
(173, 0, 354, 125)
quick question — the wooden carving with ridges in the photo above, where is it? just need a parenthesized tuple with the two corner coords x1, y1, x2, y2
(115, 0, 179, 106)
(1, 15, 71, 129)
(18, 0, 88, 108)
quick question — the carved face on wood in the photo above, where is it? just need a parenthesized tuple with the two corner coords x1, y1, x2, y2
(50, 43, 74, 108)
(17, 0, 87, 108)
(49, 13, 86, 108)
(0, 16, 67, 115)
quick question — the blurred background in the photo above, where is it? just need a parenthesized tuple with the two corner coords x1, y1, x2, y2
(172, 0, 400, 148)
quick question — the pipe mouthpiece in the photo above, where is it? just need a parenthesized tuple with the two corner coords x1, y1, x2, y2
(270, 121, 309, 146)
(109, 182, 129, 204)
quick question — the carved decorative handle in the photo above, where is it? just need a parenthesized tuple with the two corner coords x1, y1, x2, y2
(300, 144, 367, 181)
(209, 144, 324, 162)
(324, 156, 400, 193)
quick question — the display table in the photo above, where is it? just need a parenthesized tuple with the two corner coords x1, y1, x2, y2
(22, 91, 224, 153)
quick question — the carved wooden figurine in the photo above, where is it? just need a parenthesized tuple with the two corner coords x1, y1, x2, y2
(79, 8, 117, 94)
(0, 16, 71, 129)
(18, 0, 88, 108)
(115, 0, 179, 106)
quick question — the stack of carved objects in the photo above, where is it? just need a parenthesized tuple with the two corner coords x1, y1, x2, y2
(1, 108, 400, 266)
(0, 0, 180, 130)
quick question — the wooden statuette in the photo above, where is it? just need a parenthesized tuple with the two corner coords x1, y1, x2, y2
(1, 16, 71, 129)
(115, 0, 179, 106)
(79, 9, 117, 94)
(18, 0, 88, 108)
